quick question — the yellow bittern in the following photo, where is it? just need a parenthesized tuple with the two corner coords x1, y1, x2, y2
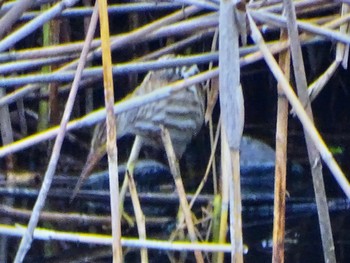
(71, 54, 205, 199)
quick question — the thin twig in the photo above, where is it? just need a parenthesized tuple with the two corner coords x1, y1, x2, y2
(13, 3, 100, 262)
(190, 117, 221, 208)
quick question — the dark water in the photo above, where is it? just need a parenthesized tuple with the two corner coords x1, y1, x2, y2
(5, 132, 347, 263)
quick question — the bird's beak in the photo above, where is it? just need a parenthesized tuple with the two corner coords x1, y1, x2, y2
(70, 147, 105, 202)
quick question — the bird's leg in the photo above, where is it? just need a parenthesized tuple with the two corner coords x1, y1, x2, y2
(119, 135, 148, 262)
(119, 135, 143, 210)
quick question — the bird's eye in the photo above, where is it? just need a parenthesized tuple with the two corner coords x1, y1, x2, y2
(164, 68, 177, 81)
(181, 65, 199, 78)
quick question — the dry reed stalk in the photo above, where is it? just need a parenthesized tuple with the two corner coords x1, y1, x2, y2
(283, 1, 336, 262)
(308, 60, 340, 102)
(248, 11, 350, 198)
(218, 1, 244, 262)
(205, 29, 220, 197)
(0, 83, 15, 263)
(337, 3, 350, 68)
(216, 128, 230, 263)
(97, 0, 122, 261)
(0, 5, 202, 108)
(0, 223, 236, 252)
(190, 27, 219, 210)
(272, 27, 290, 263)
(250, 9, 350, 45)
(0, 204, 111, 225)
(0, 0, 35, 38)
(0, 0, 80, 52)
(137, 29, 215, 61)
(0, 53, 218, 87)
(161, 126, 204, 263)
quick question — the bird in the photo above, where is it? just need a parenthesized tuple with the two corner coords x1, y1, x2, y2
(71, 54, 205, 200)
